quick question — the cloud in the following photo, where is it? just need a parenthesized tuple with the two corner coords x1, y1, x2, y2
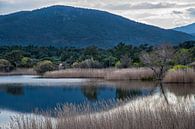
(172, 10, 183, 14)
(187, 8, 195, 17)
(103, 4, 130, 10)
(129, 2, 176, 9)
(0, 0, 195, 28)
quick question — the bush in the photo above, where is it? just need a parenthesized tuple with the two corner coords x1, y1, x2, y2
(34, 60, 55, 74)
(72, 59, 103, 68)
(20, 57, 35, 68)
(170, 65, 191, 71)
(0, 59, 14, 72)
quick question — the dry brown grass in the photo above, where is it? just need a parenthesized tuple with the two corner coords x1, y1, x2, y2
(0, 68, 37, 76)
(44, 69, 110, 79)
(44, 68, 154, 81)
(104, 68, 154, 80)
(9, 95, 195, 129)
(164, 69, 195, 83)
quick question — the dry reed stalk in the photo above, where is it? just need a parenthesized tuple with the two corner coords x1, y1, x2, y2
(164, 69, 195, 83)
(105, 68, 154, 80)
(44, 68, 154, 81)
(10, 94, 195, 129)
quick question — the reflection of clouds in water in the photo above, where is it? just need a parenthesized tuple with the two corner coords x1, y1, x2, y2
(0, 75, 89, 86)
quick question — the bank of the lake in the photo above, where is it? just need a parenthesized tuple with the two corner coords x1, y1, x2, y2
(0, 68, 194, 83)
(44, 68, 195, 83)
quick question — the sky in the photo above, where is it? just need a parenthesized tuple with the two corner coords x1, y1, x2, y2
(0, 0, 195, 29)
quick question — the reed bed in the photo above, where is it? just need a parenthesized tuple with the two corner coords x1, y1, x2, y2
(164, 69, 195, 83)
(44, 69, 110, 79)
(44, 68, 154, 81)
(10, 94, 195, 129)
(104, 68, 154, 80)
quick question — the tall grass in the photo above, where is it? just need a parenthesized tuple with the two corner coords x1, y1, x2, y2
(44, 68, 195, 83)
(104, 68, 154, 80)
(44, 69, 110, 79)
(44, 68, 154, 81)
(163, 69, 195, 83)
(10, 95, 195, 129)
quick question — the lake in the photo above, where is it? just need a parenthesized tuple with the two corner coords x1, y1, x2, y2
(0, 75, 194, 127)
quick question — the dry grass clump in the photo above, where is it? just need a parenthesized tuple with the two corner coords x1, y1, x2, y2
(10, 95, 195, 129)
(105, 68, 154, 80)
(44, 68, 154, 81)
(164, 69, 195, 83)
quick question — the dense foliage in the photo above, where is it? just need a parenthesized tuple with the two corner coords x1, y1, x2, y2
(0, 59, 14, 72)
(34, 60, 56, 74)
(0, 41, 194, 72)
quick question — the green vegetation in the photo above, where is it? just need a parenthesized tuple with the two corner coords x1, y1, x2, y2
(34, 60, 56, 74)
(0, 59, 13, 72)
(0, 41, 194, 74)
(170, 65, 191, 71)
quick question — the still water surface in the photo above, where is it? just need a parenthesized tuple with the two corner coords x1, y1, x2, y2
(0, 75, 194, 126)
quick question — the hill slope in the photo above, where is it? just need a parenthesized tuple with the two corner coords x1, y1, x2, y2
(174, 23, 195, 35)
(0, 5, 194, 48)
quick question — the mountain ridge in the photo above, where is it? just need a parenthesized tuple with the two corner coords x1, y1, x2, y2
(174, 23, 195, 35)
(0, 5, 194, 48)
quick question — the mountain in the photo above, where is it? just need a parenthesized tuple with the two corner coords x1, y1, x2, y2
(174, 23, 195, 36)
(0, 5, 194, 48)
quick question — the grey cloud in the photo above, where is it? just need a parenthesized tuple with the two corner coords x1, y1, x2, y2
(172, 10, 183, 14)
(129, 2, 176, 9)
(0, 1, 10, 8)
(187, 8, 195, 17)
(103, 4, 130, 10)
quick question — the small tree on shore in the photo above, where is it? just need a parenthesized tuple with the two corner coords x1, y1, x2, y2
(0, 59, 14, 72)
(34, 60, 55, 74)
(140, 44, 175, 80)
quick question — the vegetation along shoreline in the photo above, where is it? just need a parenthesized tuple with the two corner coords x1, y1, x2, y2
(0, 41, 194, 83)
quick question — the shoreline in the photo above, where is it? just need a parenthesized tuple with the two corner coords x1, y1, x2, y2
(0, 68, 194, 84)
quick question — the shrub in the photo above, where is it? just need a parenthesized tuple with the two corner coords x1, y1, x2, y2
(34, 60, 55, 74)
(72, 59, 103, 68)
(170, 65, 191, 71)
(0, 59, 14, 72)
(20, 57, 35, 68)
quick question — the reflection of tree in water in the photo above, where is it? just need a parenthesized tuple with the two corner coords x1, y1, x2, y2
(5, 84, 24, 96)
(81, 86, 99, 101)
(116, 88, 142, 100)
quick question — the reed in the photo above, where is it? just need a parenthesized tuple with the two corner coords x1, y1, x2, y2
(44, 69, 110, 78)
(44, 68, 154, 81)
(10, 95, 195, 129)
(104, 68, 154, 80)
(163, 69, 195, 83)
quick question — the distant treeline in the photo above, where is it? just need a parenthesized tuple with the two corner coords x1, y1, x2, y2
(0, 41, 194, 70)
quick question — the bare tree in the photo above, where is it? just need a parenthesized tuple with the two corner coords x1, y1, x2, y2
(140, 44, 175, 81)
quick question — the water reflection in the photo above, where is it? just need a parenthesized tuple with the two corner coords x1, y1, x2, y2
(81, 86, 100, 101)
(0, 76, 194, 126)
(0, 83, 154, 114)
(6, 86, 24, 96)
(164, 83, 195, 96)
(116, 89, 142, 100)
